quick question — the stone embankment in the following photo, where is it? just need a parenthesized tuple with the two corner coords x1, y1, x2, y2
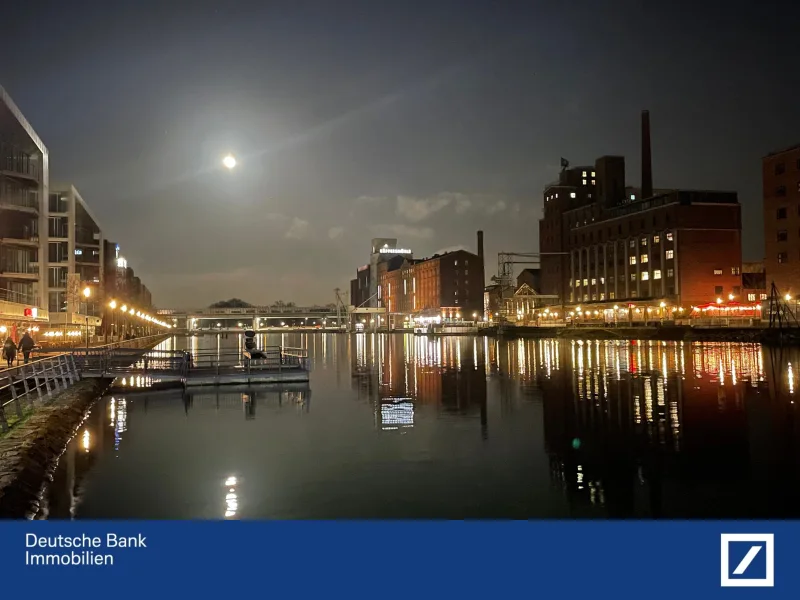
(0, 378, 111, 518)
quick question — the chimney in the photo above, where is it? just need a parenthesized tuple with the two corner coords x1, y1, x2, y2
(641, 110, 653, 199)
(477, 230, 484, 260)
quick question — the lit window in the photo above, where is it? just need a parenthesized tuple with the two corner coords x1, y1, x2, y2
(641, 271, 649, 281)
(591, 179, 595, 185)
(570, 192, 576, 198)
(666, 250, 674, 259)
(599, 293, 605, 301)
(591, 278, 596, 285)
(413, 278, 416, 292)
(583, 279, 588, 286)
(582, 179, 587, 185)
(575, 279, 580, 287)
(666, 232, 673, 241)
(778, 252, 788, 263)
(629, 239, 635, 248)
(610, 292, 616, 299)
(640, 254, 648, 263)
(653, 270, 662, 280)
(404, 280, 407, 294)
(591, 171, 595, 177)
(731, 267, 740, 275)
(641, 238, 647, 246)
(667, 268, 674, 277)
(653, 235, 660, 244)
(454, 260, 458, 265)
(713, 269, 723, 275)
(600, 277, 605, 284)
(631, 273, 637, 281)
(747, 293, 756, 302)
(629, 256, 637, 265)
(630, 194, 636, 200)
(760, 293, 768, 300)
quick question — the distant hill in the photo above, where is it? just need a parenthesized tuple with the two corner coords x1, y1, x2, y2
(209, 298, 252, 308)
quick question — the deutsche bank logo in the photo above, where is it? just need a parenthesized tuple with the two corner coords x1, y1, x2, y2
(720, 534, 774, 587)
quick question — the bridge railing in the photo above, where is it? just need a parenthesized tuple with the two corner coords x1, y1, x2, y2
(0, 354, 81, 433)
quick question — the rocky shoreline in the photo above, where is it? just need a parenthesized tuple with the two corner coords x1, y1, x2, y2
(0, 378, 112, 519)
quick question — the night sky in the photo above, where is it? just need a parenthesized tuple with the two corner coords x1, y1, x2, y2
(2, 1, 798, 307)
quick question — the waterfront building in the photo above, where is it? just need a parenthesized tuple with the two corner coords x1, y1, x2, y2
(1, 84, 158, 342)
(742, 261, 767, 304)
(0, 85, 50, 332)
(44, 185, 104, 332)
(539, 111, 745, 322)
(763, 144, 800, 298)
(349, 238, 413, 308)
(378, 247, 484, 325)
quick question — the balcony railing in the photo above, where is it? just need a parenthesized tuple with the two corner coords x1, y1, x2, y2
(0, 260, 38, 276)
(0, 187, 38, 210)
(0, 287, 39, 306)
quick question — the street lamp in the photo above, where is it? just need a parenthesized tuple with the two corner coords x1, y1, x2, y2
(82, 287, 92, 350)
(108, 300, 117, 340)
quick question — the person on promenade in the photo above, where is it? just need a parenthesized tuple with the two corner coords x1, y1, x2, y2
(18, 331, 35, 364)
(2, 337, 17, 368)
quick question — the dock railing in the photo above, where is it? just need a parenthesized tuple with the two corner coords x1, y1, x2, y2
(186, 346, 309, 378)
(0, 354, 81, 433)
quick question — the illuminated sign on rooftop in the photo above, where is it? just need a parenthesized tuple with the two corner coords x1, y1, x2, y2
(378, 248, 411, 254)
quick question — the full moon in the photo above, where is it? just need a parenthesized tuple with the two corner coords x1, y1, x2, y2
(222, 154, 237, 169)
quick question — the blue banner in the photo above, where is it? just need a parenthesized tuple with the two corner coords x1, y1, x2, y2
(0, 521, 795, 597)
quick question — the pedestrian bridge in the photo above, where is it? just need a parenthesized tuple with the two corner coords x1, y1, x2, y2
(74, 346, 310, 387)
(156, 305, 341, 322)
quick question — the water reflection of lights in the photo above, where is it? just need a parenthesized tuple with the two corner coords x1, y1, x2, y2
(224, 475, 239, 518)
(118, 376, 154, 388)
(379, 398, 414, 430)
(112, 397, 127, 452)
(789, 362, 795, 395)
(82, 429, 90, 452)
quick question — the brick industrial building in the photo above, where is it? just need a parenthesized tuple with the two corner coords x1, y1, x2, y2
(539, 111, 746, 321)
(763, 144, 800, 298)
(350, 233, 485, 325)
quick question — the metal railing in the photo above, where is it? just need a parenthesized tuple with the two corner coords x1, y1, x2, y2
(0, 354, 80, 433)
(73, 344, 309, 380)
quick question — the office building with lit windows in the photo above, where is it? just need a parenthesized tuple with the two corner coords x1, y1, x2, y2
(539, 111, 744, 320)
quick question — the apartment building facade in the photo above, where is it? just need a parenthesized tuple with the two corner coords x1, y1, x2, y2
(0, 85, 49, 327)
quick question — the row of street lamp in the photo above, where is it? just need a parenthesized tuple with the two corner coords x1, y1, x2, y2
(107, 299, 172, 328)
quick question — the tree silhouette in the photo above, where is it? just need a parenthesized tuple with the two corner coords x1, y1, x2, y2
(209, 298, 252, 308)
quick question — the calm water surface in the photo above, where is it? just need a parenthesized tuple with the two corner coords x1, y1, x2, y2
(41, 334, 800, 519)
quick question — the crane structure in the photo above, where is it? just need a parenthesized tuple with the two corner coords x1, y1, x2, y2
(491, 251, 566, 321)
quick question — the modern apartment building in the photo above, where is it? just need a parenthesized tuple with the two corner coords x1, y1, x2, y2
(0, 85, 50, 330)
(2, 84, 158, 340)
(763, 144, 800, 297)
(44, 185, 104, 329)
(539, 111, 744, 319)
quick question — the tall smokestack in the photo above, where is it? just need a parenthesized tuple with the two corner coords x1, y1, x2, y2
(477, 230, 484, 260)
(641, 110, 653, 199)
